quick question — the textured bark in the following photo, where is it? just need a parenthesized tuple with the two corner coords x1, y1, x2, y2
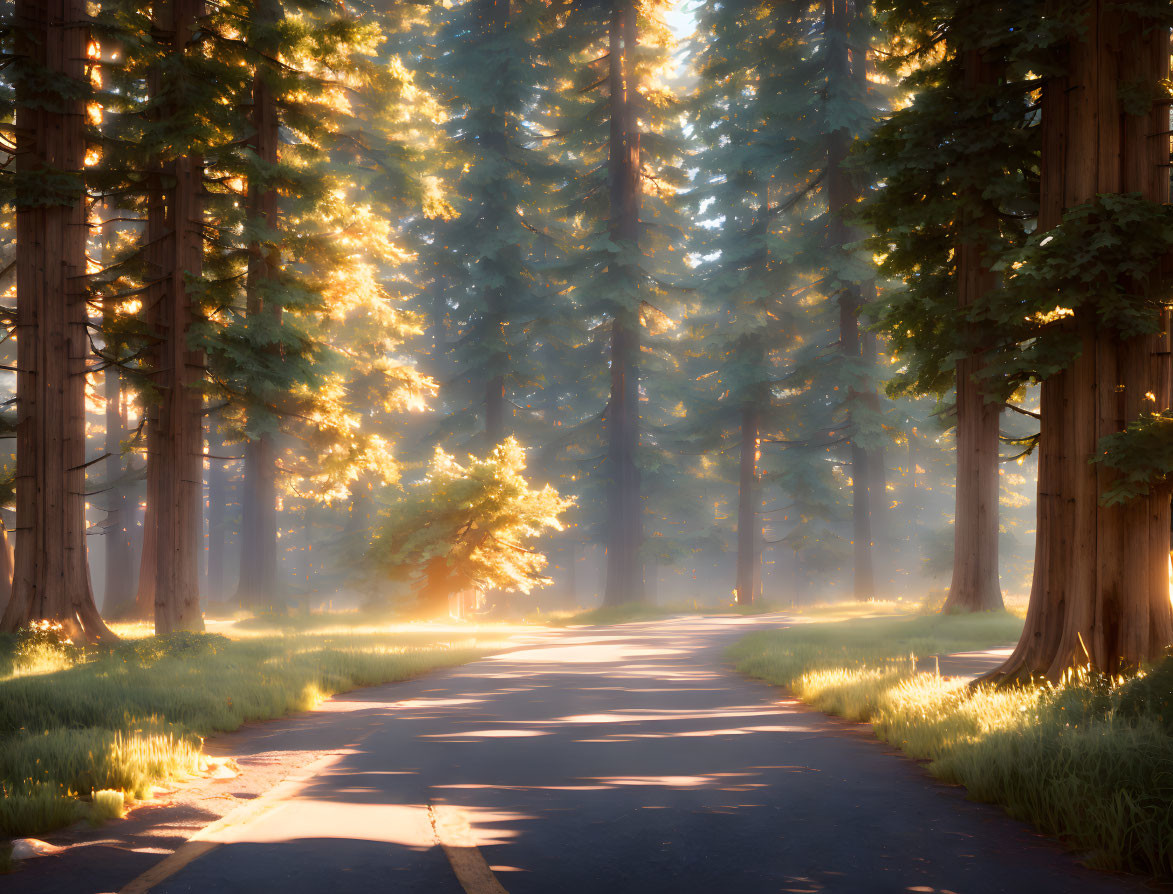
(1, 0, 114, 642)
(235, 0, 282, 608)
(0, 517, 14, 609)
(148, 0, 206, 634)
(602, 0, 645, 605)
(993, 7, 1173, 680)
(825, 0, 874, 602)
(943, 46, 1005, 614)
(735, 407, 761, 605)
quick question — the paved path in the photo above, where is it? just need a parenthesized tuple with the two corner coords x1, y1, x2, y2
(12, 616, 1154, 893)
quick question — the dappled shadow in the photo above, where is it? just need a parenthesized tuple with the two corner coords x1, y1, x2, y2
(136, 615, 1150, 894)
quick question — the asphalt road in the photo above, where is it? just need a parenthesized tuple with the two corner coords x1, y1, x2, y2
(116, 615, 1148, 894)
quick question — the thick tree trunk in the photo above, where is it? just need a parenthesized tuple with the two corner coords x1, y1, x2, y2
(1, 0, 114, 642)
(993, 7, 1173, 680)
(235, 0, 282, 609)
(735, 407, 761, 605)
(943, 47, 1004, 614)
(825, 0, 874, 602)
(149, 0, 206, 634)
(603, 0, 644, 606)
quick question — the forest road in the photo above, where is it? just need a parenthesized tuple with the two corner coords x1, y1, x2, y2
(77, 616, 1167, 893)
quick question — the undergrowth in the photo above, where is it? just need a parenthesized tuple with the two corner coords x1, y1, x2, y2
(0, 625, 491, 838)
(730, 613, 1173, 877)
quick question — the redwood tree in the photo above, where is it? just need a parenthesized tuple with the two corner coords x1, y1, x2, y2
(146, 0, 207, 633)
(602, 0, 644, 606)
(991, 3, 1173, 679)
(1, 0, 114, 642)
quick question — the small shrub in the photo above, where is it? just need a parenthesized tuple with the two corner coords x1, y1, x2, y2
(90, 789, 126, 823)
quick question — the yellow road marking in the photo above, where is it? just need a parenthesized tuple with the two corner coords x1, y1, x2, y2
(116, 751, 346, 894)
(429, 804, 511, 894)
(118, 841, 218, 894)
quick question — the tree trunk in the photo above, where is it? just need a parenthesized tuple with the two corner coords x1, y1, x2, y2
(825, 0, 874, 602)
(1, 0, 114, 642)
(148, 0, 206, 634)
(602, 0, 644, 606)
(102, 353, 135, 616)
(0, 516, 14, 611)
(205, 416, 229, 603)
(481, 0, 511, 447)
(992, 6, 1173, 680)
(943, 46, 1005, 614)
(235, 0, 282, 609)
(735, 406, 761, 604)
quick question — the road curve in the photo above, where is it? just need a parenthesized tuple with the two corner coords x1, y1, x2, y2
(102, 614, 1144, 894)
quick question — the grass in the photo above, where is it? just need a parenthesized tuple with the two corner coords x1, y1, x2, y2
(730, 612, 1173, 878)
(0, 622, 504, 840)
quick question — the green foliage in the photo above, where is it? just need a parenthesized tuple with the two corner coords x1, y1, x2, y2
(1094, 411, 1173, 504)
(371, 438, 573, 606)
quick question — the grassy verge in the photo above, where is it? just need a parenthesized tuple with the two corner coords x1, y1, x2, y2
(0, 623, 502, 839)
(730, 613, 1173, 877)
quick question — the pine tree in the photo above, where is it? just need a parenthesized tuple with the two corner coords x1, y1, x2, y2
(425, 0, 561, 448)
(0, 0, 114, 642)
(860, 0, 1040, 612)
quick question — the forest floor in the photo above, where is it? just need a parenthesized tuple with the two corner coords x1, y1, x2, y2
(3, 612, 1158, 894)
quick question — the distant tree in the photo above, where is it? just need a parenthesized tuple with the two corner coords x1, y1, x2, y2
(371, 438, 572, 614)
(860, 0, 1040, 612)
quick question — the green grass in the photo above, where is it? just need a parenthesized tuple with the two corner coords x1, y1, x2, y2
(730, 612, 1173, 878)
(0, 624, 500, 839)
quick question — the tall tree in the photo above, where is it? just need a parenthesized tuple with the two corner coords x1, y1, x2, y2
(1, 0, 114, 641)
(145, 0, 207, 633)
(233, 0, 283, 608)
(825, 0, 878, 600)
(861, 0, 1040, 612)
(989, 2, 1173, 678)
(602, 0, 644, 605)
(426, 0, 561, 448)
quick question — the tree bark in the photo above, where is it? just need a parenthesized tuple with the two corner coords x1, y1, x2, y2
(943, 46, 1005, 614)
(992, 6, 1173, 679)
(147, 0, 206, 634)
(825, 0, 875, 602)
(602, 0, 644, 606)
(735, 406, 761, 604)
(235, 0, 282, 609)
(1, 0, 114, 642)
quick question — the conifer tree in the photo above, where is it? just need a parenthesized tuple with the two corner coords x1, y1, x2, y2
(0, 0, 114, 642)
(860, 0, 1040, 612)
(426, 0, 561, 448)
(984, 2, 1173, 677)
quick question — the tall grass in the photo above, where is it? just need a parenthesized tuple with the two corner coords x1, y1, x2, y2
(0, 626, 492, 838)
(730, 614, 1173, 877)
